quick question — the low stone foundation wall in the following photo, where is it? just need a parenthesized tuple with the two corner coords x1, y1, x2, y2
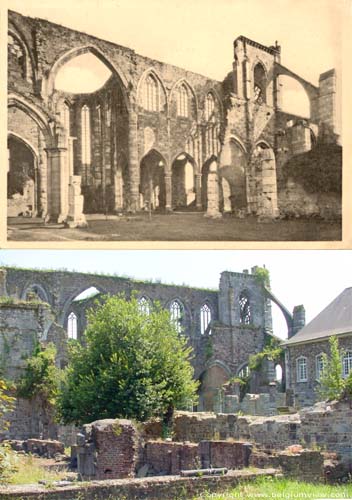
(0, 468, 279, 500)
(250, 448, 324, 482)
(144, 440, 252, 475)
(77, 419, 139, 480)
(7, 438, 64, 458)
(144, 399, 352, 464)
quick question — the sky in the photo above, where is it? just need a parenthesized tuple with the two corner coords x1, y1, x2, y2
(6, 0, 343, 120)
(7, 0, 342, 84)
(1, 249, 351, 340)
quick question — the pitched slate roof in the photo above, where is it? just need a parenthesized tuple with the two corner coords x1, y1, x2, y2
(284, 287, 352, 345)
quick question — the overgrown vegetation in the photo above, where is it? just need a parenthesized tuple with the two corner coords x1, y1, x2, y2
(8, 454, 67, 485)
(57, 294, 198, 425)
(253, 266, 270, 288)
(16, 343, 60, 405)
(248, 337, 284, 372)
(317, 336, 351, 402)
(0, 379, 17, 483)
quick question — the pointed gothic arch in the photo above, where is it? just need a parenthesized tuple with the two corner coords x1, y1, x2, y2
(44, 45, 130, 110)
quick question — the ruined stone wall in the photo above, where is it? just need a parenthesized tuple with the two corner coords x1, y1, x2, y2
(8, 9, 339, 221)
(0, 301, 53, 379)
(167, 401, 352, 464)
(0, 299, 70, 441)
(286, 336, 352, 408)
(2, 266, 274, 411)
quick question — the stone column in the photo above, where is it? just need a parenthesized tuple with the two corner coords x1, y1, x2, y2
(45, 146, 68, 223)
(318, 69, 337, 135)
(205, 161, 221, 218)
(195, 173, 202, 210)
(244, 58, 252, 100)
(258, 149, 279, 218)
(127, 110, 139, 212)
(68, 137, 75, 177)
(67, 175, 87, 228)
(233, 38, 245, 98)
(164, 173, 172, 211)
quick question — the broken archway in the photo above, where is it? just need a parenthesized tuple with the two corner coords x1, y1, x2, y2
(139, 149, 166, 211)
(171, 153, 196, 210)
(197, 361, 231, 412)
(7, 135, 38, 218)
(218, 139, 247, 214)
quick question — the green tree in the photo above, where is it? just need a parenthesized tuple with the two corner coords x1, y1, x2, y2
(317, 336, 345, 401)
(57, 294, 198, 425)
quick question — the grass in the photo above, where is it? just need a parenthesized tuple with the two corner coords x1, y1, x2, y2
(8, 453, 68, 485)
(8, 212, 341, 241)
(193, 476, 352, 499)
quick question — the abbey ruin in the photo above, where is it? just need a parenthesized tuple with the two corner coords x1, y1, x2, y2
(0, 265, 304, 439)
(8, 10, 341, 227)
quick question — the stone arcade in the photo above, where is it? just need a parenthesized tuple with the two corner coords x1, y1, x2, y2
(8, 10, 340, 226)
(0, 265, 295, 438)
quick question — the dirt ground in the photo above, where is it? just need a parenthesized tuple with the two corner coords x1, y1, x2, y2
(7, 213, 342, 242)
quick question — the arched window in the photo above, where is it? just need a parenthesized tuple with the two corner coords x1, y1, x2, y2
(81, 105, 91, 165)
(144, 74, 158, 111)
(239, 292, 251, 324)
(177, 84, 189, 117)
(60, 102, 70, 137)
(170, 300, 183, 333)
(296, 357, 307, 382)
(67, 312, 78, 340)
(205, 93, 215, 121)
(8, 33, 26, 79)
(315, 354, 325, 380)
(238, 364, 249, 379)
(342, 351, 352, 378)
(275, 364, 283, 382)
(24, 285, 48, 303)
(138, 296, 150, 315)
(253, 63, 266, 104)
(200, 303, 212, 335)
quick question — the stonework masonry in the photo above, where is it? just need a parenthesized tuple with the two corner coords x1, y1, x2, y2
(286, 336, 352, 408)
(77, 414, 329, 481)
(8, 10, 341, 225)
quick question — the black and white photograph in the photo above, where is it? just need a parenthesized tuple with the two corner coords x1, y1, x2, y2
(6, 0, 343, 242)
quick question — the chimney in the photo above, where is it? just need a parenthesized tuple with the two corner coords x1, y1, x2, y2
(291, 305, 305, 338)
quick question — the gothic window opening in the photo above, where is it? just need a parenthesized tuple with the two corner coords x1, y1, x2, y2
(253, 63, 267, 104)
(177, 84, 189, 117)
(296, 357, 307, 382)
(8, 33, 26, 79)
(67, 312, 78, 340)
(170, 300, 183, 333)
(343, 351, 352, 378)
(316, 354, 325, 380)
(144, 74, 159, 111)
(138, 296, 150, 315)
(200, 303, 212, 335)
(239, 292, 251, 324)
(205, 93, 215, 121)
(81, 105, 91, 165)
(238, 364, 249, 379)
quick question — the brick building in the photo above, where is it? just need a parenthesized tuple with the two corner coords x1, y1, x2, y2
(8, 10, 341, 226)
(284, 288, 352, 408)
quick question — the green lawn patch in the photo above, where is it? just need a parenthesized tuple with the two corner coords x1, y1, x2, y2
(193, 476, 352, 499)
